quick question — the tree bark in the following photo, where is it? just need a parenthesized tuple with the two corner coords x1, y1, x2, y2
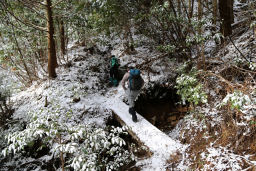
(213, 0, 218, 25)
(177, 0, 181, 16)
(46, 0, 57, 78)
(198, 0, 202, 23)
(219, 0, 233, 37)
(188, 0, 194, 18)
(197, 0, 205, 70)
(230, 0, 234, 24)
(59, 19, 66, 56)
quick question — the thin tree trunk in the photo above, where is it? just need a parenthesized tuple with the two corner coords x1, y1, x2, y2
(46, 0, 57, 78)
(205, 0, 209, 9)
(198, 0, 202, 24)
(177, 0, 181, 16)
(59, 19, 66, 56)
(189, 0, 194, 18)
(34, 51, 47, 74)
(254, 26, 256, 38)
(189, 0, 192, 18)
(128, 29, 135, 52)
(213, 0, 218, 25)
(168, 1, 183, 42)
(6, 13, 33, 83)
(58, 134, 65, 171)
(12, 27, 33, 83)
(197, 0, 205, 70)
(37, 32, 48, 74)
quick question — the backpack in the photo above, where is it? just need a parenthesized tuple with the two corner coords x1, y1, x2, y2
(129, 69, 143, 90)
(111, 57, 118, 68)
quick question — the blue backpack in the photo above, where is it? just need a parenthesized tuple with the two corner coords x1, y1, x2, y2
(129, 69, 143, 90)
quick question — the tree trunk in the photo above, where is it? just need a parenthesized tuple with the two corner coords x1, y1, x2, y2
(230, 0, 234, 24)
(177, 0, 181, 16)
(197, 0, 205, 70)
(188, 0, 194, 18)
(59, 19, 66, 56)
(198, 0, 202, 23)
(219, 0, 233, 37)
(213, 0, 218, 25)
(46, 0, 57, 78)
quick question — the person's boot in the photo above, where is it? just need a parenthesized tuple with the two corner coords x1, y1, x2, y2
(129, 107, 137, 122)
(113, 79, 118, 86)
(109, 77, 113, 86)
(132, 113, 137, 122)
(128, 107, 133, 115)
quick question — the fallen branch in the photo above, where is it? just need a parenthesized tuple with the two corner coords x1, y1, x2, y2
(231, 65, 256, 75)
(200, 71, 244, 93)
(228, 36, 250, 63)
(137, 53, 168, 70)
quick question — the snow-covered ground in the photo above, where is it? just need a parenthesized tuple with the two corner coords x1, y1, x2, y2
(1, 21, 256, 169)
(0, 42, 185, 170)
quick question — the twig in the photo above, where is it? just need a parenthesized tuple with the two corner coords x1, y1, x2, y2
(0, 1, 47, 32)
(231, 65, 256, 74)
(228, 36, 250, 63)
(137, 53, 168, 70)
(200, 71, 244, 92)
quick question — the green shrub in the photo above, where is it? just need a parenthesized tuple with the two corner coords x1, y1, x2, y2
(2, 105, 134, 170)
(217, 90, 252, 111)
(175, 65, 207, 106)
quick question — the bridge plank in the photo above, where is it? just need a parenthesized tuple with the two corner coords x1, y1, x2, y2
(107, 96, 183, 170)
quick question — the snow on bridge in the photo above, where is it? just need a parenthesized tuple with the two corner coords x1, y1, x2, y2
(105, 87, 184, 171)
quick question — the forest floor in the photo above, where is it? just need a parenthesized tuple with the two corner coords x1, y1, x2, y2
(1, 14, 256, 170)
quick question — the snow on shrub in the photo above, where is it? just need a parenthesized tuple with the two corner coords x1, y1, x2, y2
(201, 147, 247, 170)
(249, 62, 256, 71)
(175, 65, 208, 106)
(1, 105, 134, 170)
(217, 90, 252, 111)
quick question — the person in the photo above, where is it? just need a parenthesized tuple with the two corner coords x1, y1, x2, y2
(109, 55, 119, 86)
(121, 68, 144, 122)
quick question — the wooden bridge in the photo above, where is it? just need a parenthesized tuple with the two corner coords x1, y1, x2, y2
(106, 91, 183, 171)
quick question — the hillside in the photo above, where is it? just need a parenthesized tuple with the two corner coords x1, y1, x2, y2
(1, 23, 256, 170)
(0, 0, 256, 170)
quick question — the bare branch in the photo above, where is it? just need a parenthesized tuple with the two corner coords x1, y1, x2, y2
(17, 0, 47, 20)
(228, 36, 250, 63)
(0, 0, 47, 32)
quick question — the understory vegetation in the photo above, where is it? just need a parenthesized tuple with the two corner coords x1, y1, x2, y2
(0, 0, 256, 170)
(2, 105, 134, 170)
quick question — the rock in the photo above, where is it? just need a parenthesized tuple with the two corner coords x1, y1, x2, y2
(73, 97, 80, 103)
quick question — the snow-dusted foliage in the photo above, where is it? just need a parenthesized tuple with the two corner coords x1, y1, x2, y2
(185, 18, 222, 45)
(175, 64, 207, 106)
(0, 72, 16, 125)
(70, 126, 134, 171)
(201, 147, 255, 170)
(249, 62, 256, 70)
(0, 74, 12, 100)
(2, 105, 134, 170)
(218, 90, 252, 111)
